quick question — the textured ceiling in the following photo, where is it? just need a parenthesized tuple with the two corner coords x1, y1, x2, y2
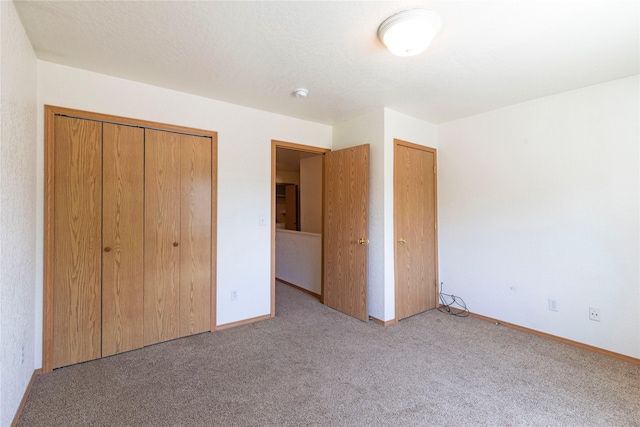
(14, 0, 639, 125)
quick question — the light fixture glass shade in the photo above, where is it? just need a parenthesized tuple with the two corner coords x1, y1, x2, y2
(378, 9, 442, 57)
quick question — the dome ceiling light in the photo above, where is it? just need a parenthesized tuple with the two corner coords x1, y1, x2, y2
(377, 9, 443, 57)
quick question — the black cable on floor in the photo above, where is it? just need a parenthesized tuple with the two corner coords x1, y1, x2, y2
(438, 282, 469, 317)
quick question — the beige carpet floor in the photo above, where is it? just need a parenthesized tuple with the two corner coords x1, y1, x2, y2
(18, 282, 640, 426)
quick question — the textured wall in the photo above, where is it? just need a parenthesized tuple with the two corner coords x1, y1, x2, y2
(0, 1, 38, 425)
(438, 76, 640, 358)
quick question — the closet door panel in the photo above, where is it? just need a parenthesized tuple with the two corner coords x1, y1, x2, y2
(179, 135, 212, 336)
(102, 123, 145, 356)
(53, 116, 102, 368)
(144, 129, 181, 345)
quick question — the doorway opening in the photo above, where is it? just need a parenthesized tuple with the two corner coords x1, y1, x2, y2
(270, 141, 328, 316)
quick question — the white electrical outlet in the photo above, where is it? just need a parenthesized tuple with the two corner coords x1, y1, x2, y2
(231, 290, 238, 301)
(548, 299, 558, 312)
(589, 307, 600, 322)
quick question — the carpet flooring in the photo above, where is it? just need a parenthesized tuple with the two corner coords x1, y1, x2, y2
(18, 282, 640, 426)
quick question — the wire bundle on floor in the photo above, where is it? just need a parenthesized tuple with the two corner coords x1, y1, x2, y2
(438, 283, 469, 317)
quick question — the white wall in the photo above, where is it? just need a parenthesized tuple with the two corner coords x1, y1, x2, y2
(333, 109, 385, 319)
(384, 109, 438, 321)
(0, 1, 38, 425)
(35, 61, 332, 365)
(275, 229, 322, 295)
(438, 75, 640, 358)
(300, 155, 322, 233)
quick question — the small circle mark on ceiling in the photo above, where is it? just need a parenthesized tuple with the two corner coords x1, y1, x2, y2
(293, 88, 309, 98)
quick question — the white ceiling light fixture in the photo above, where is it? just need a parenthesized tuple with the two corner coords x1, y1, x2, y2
(377, 9, 443, 57)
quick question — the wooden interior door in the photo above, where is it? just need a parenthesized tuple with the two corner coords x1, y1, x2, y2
(323, 144, 369, 321)
(52, 116, 103, 368)
(394, 141, 437, 320)
(101, 123, 144, 357)
(144, 129, 181, 345)
(179, 134, 212, 337)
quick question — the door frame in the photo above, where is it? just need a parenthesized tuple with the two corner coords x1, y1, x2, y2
(43, 105, 218, 373)
(393, 138, 439, 321)
(270, 140, 329, 316)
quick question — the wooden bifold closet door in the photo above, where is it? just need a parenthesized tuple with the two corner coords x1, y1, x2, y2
(144, 129, 211, 346)
(101, 123, 145, 357)
(48, 108, 215, 371)
(52, 116, 103, 369)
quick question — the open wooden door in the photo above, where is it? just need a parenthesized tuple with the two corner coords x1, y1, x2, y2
(323, 144, 369, 321)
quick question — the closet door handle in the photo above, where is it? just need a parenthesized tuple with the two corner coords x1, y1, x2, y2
(173, 242, 179, 247)
(104, 247, 112, 252)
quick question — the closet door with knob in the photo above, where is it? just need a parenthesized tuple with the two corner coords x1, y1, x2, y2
(394, 140, 438, 320)
(101, 123, 145, 356)
(144, 130, 212, 345)
(45, 105, 218, 372)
